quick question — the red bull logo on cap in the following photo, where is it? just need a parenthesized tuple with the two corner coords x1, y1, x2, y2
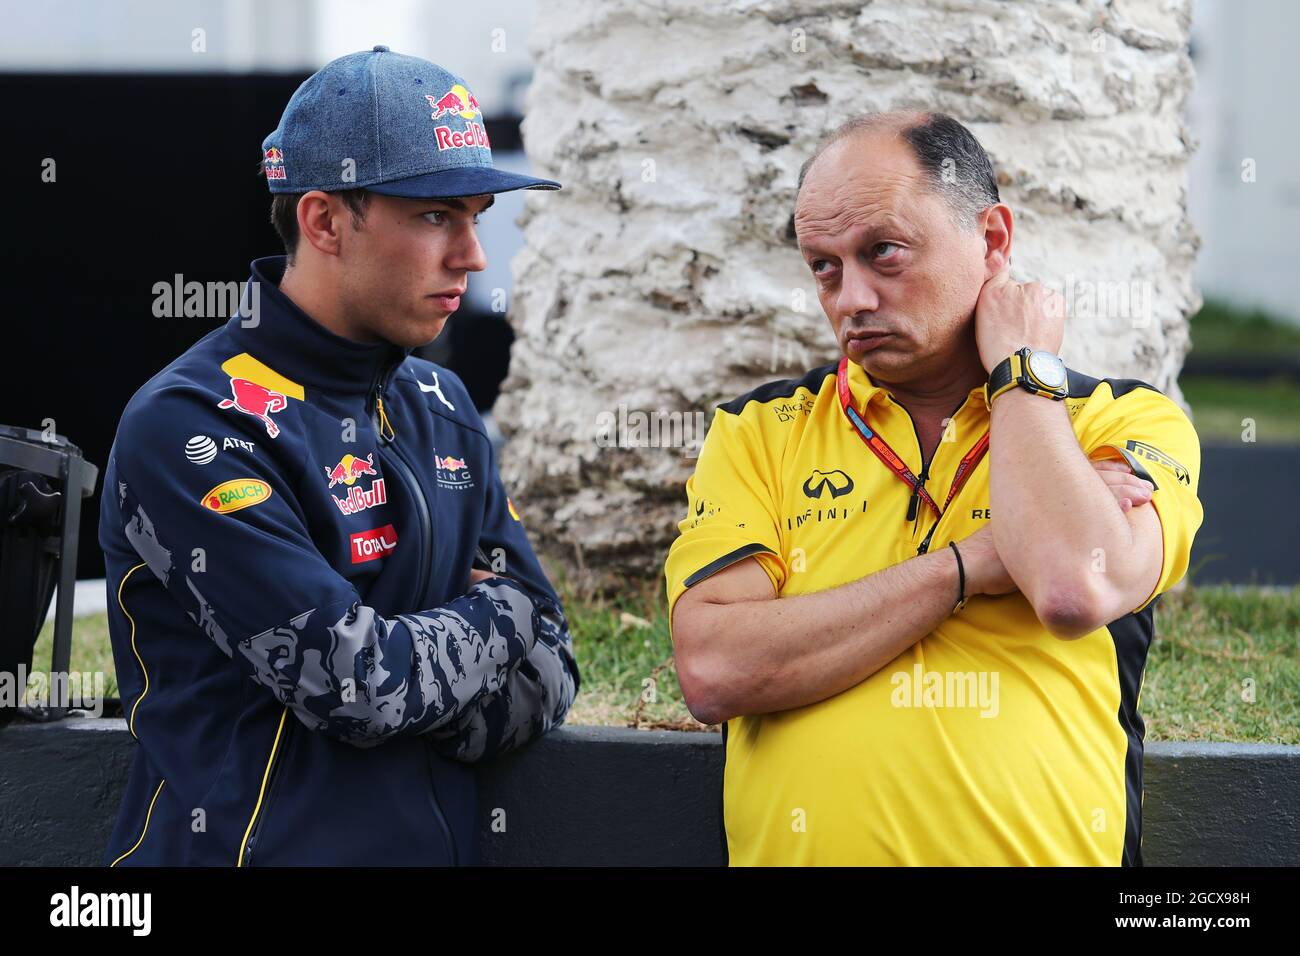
(425, 85, 480, 120)
(218, 378, 288, 438)
(424, 85, 490, 153)
(324, 453, 378, 489)
(263, 145, 286, 180)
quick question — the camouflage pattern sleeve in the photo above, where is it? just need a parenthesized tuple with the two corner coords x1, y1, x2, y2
(418, 419, 580, 762)
(108, 392, 558, 750)
(420, 586, 577, 762)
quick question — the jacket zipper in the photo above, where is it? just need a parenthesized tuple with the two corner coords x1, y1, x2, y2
(903, 411, 931, 534)
(368, 364, 457, 864)
(423, 742, 460, 866)
(370, 375, 435, 610)
(240, 710, 295, 867)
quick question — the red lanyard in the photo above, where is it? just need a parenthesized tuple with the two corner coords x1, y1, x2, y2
(836, 357, 989, 520)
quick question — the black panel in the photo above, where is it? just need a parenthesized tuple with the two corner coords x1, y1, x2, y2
(3, 73, 523, 577)
(1106, 600, 1158, 866)
(717, 362, 837, 415)
(682, 543, 775, 589)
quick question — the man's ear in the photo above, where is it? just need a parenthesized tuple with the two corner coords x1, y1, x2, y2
(980, 203, 1014, 279)
(295, 190, 346, 258)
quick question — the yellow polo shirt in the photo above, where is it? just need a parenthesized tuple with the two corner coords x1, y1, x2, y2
(664, 358, 1203, 866)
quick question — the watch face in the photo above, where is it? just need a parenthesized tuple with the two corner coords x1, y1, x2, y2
(1027, 351, 1067, 389)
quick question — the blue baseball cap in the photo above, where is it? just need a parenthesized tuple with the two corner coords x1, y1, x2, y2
(261, 45, 560, 198)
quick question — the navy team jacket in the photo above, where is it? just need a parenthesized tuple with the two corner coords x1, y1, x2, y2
(99, 255, 579, 866)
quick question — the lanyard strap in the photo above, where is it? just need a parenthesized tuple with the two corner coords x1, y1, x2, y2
(836, 357, 989, 520)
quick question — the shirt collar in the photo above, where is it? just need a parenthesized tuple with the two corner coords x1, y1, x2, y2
(844, 357, 988, 418)
(223, 256, 411, 396)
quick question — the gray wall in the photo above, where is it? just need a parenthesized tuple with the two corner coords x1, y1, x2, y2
(1, 720, 1297, 866)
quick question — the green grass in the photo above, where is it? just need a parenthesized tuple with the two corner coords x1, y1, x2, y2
(1189, 299, 1300, 358)
(1181, 375, 1300, 443)
(1179, 299, 1300, 442)
(27, 581, 1299, 743)
(1143, 584, 1300, 744)
(29, 610, 118, 699)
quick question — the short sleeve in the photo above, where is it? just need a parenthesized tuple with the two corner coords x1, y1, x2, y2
(664, 406, 787, 619)
(1080, 385, 1204, 614)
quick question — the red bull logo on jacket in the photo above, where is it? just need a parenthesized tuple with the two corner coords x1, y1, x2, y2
(215, 355, 304, 440)
(218, 377, 288, 438)
(332, 478, 387, 516)
(424, 85, 490, 152)
(324, 453, 378, 488)
(434, 453, 474, 490)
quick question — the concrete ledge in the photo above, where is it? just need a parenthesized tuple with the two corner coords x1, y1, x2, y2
(1, 719, 1296, 866)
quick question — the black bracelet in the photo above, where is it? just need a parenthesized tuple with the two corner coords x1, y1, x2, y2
(948, 541, 967, 612)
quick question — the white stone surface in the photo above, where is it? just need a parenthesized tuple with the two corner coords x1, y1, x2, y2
(501, 0, 1199, 573)
(44, 579, 107, 625)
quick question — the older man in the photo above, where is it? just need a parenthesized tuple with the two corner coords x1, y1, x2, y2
(665, 112, 1202, 866)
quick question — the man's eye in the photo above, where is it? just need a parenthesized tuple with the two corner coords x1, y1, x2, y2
(811, 259, 832, 274)
(874, 242, 900, 258)
(424, 211, 483, 225)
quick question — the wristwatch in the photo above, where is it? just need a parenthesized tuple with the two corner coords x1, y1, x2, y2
(986, 347, 1068, 406)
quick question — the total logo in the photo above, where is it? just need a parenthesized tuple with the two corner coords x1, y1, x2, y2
(185, 434, 256, 465)
(350, 524, 398, 564)
(434, 453, 474, 490)
(263, 146, 286, 180)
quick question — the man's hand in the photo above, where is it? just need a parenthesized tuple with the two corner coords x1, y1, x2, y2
(973, 265, 1066, 373)
(959, 458, 1153, 597)
(955, 525, 1017, 597)
(468, 568, 498, 586)
(1090, 458, 1155, 512)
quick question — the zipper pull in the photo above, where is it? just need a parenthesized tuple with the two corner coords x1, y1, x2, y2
(375, 396, 396, 444)
(906, 460, 929, 523)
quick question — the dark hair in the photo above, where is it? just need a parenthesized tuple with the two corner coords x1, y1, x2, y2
(269, 189, 372, 263)
(796, 111, 1001, 232)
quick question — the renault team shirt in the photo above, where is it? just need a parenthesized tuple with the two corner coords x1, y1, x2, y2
(665, 358, 1203, 866)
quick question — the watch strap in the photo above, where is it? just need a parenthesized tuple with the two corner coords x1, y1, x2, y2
(985, 351, 1025, 407)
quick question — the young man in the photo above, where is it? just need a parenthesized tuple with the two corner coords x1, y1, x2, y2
(100, 47, 578, 866)
(666, 112, 1203, 865)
